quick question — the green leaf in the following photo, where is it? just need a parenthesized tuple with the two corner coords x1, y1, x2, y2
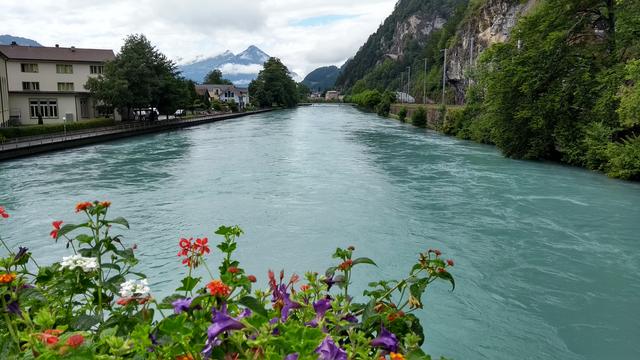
(108, 217, 130, 229)
(75, 234, 94, 244)
(438, 271, 455, 291)
(406, 348, 431, 360)
(352, 257, 377, 266)
(56, 223, 85, 239)
(101, 263, 121, 271)
(71, 314, 101, 330)
(176, 276, 201, 292)
(238, 296, 268, 318)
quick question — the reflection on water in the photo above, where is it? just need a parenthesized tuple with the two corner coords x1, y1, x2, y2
(1, 105, 639, 360)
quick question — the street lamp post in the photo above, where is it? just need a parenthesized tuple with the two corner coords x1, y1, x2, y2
(441, 49, 448, 106)
(407, 66, 411, 103)
(423, 58, 427, 105)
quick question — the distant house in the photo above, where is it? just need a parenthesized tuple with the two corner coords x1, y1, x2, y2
(395, 92, 416, 104)
(325, 91, 340, 101)
(195, 84, 250, 109)
(0, 42, 115, 126)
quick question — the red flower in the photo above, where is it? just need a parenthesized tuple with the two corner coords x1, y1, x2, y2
(434, 250, 442, 256)
(289, 273, 300, 285)
(446, 259, 454, 267)
(0, 206, 9, 219)
(437, 268, 446, 273)
(50, 221, 63, 239)
(206, 280, 231, 297)
(194, 237, 210, 255)
(75, 202, 92, 213)
(178, 238, 192, 256)
(339, 259, 354, 271)
(99, 201, 111, 208)
(228, 267, 240, 274)
(247, 275, 257, 283)
(300, 284, 310, 292)
(66, 334, 84, 348)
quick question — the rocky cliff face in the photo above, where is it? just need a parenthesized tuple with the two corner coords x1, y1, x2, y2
(384, 14, 448, 61)
(447, 0, 538, 104)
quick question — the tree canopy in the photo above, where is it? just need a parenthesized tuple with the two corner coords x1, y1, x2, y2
(86, 34, 194, 119)
(203, 69, 233, 85)
(249, 58, 298, 108)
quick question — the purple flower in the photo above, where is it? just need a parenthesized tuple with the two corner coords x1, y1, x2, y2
(285, 354, 299, 360)
(307, 298, 332, 328)
(323, 276, 336, 291)
(371, 326, 398, 353)
(341, 313, 358, 324)
(315, 336, 347, 360)
(14, 247, 28, 262)
(202, 304, 251, 358)
(171, 297, 193, 314)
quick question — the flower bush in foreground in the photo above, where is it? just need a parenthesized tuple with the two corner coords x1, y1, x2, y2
(0, 202, 455, 359)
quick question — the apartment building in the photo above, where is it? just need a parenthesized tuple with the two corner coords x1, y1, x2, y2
(0, 43, 115, 126)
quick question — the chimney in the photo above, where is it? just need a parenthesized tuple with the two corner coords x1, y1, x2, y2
(10, 41, 17, 46)
(70, 46, 76, 52)
(55, 44, 59, 48)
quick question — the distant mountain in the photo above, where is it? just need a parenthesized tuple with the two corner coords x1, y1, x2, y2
(302, 66, 341, 92)
(0, 35, 42, 47)
(178, 46, 271, 86)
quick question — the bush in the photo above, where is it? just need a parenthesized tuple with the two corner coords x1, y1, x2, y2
(411, 107, 427, 128)
(0, 119, 116, 139)
(398, 107, 408, 122)
(0, 201, 456, 359)
(606, 135, 640, 180)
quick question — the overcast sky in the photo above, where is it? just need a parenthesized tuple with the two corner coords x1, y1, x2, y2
(1, 0, 397, 77)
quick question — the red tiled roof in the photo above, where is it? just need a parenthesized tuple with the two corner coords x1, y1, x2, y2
(0, 45, 115, 62)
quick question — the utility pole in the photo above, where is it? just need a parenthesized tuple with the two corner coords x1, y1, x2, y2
(400, 72, 404, 103)
(441, 48, 447, 106)
(469, 37, 474, 87)
(423, 58, 427, 104)
(407, 66, 411, 103)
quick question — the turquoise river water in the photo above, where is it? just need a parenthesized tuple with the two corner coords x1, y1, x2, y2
(1, 105, 639, 359)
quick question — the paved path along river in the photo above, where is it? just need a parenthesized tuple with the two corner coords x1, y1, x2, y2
(1, 105, 639, 359)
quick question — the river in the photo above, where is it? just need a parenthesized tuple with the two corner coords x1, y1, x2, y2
(1, 105, 639, 359)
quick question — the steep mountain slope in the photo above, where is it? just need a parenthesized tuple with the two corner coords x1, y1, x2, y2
(335, 0, 469, 90)
(178, 46, 270, 86)
(0, 35, 42, 47)
(302, 66, 341, 92)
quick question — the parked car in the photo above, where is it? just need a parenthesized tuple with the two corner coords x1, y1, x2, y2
(174, 109, 186, 117)
(133, 108, 160, 121)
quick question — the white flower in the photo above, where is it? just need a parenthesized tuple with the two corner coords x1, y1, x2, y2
(60, 255, 99, 272)
(119, 279, 150, 298)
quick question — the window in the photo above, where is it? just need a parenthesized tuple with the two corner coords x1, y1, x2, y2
(57, 82, 74, 91)
(56, 64, 73, 74)
(90, 65, 104, 74)
(20, 63, 39, 73)
(29, 99, 58, 119)
(22, 82, 40, 91)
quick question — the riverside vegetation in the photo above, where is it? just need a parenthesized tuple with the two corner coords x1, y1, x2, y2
(337, 0, 640, 180)
(0, 202, 455, 359)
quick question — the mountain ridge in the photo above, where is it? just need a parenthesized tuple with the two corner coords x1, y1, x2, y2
(178, 46, 271, 86)
(0, 35, 42, 47)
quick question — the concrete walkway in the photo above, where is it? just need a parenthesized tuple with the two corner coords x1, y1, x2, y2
(0, 109, 272, 161)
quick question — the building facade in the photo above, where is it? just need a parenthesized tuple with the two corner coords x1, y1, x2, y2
(0, 43, 115, 126)
(195, 84, 250, 109)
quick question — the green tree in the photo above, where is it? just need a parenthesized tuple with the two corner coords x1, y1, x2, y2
(86, 34, 179, 120)
(203, 69, 233, 85)
(249, 58, 298, 108)
(297, 83, 310, 102)
(412, 107, 427, 128)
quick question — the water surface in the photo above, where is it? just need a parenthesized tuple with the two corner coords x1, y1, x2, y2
(1, 105, 639, 359)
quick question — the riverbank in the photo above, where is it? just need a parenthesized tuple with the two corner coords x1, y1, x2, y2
(0, 109, 272, 161)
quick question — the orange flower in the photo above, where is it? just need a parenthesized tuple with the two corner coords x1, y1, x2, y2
(387, 310, 405, 322)
(0, 273, 16, 284)
(206, 280, 231, 297)
(389, 353, 405, 360)
(66, 334, 84, 348)
(99, 201, 111, 208)
(0, 206, 9, 219)
(338, 259, 353, 271)
(50, 221, 63, 239)
(75, 202, 93, 213)
(176, 355, 194, 360)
